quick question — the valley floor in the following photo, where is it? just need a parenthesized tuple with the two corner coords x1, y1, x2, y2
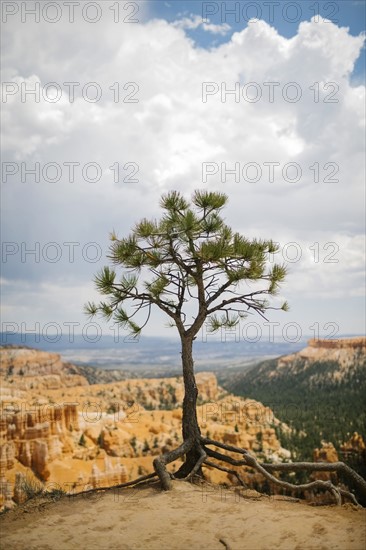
(1, 480, 365, 550)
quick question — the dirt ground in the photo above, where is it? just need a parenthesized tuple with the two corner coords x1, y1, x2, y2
(1, 481, 365, 550)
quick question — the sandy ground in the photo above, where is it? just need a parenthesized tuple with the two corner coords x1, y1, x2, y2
(1, 481, 365, 550)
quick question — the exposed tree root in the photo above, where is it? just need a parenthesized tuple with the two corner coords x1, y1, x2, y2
(153, 439, 194, 490)
(201, 437, 365, 506)
(72, 434, 363, 509)
(150, 434, 366, 506)
(261, 461, 366, 503)
(338, 489, 359, 506)
(70, 472, 158, 497)
(61, 437, 364, 509)
(219, 538, 232, 550)
(179, 446, 207, 482)
(204, 460, 247, 488)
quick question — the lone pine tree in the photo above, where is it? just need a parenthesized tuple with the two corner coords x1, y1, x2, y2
(85, 190, 366, 504)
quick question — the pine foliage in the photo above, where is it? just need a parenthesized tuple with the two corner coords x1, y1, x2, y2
(85, 191, 287, 338)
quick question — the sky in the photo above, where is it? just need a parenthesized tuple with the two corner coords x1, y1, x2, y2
(1, 0, 365, 345)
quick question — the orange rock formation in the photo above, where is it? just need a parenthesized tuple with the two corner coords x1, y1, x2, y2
(0, 347, 289, 509)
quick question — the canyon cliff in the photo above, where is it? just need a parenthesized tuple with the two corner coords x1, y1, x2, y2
(0, 347, 89, 390)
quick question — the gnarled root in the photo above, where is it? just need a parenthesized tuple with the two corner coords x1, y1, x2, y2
(151, 434, 365, 506)
(74, 472, 158, 497)
(153, 439, 194, 490)
(204, 460, 247, 488)
(177, 445, 207, 482)
(261, 461, 366, 505)
(200, 437, 365, 506)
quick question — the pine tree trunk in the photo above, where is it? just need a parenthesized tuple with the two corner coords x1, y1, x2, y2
(175, 335, 203, 478)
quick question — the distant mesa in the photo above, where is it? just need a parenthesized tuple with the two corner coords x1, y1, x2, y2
(308, 337, 366, 350)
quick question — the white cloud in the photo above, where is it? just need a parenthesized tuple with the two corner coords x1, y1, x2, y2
(202, 21, 232, 36)
(173, 14, 231, 35)
(1, 15, 365, 335)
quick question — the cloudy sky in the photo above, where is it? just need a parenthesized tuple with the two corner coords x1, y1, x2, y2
(1, 0, 365, 344)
